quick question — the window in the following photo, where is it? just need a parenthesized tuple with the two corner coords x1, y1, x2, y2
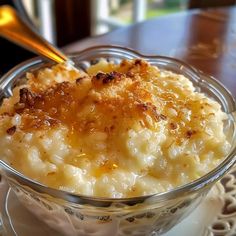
(91, 0, 188, 35)
(21, 0, 188, 44)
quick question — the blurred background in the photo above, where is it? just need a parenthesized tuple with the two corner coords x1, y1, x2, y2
(20, 0, 189, 46)
(1, 0, 236, 74)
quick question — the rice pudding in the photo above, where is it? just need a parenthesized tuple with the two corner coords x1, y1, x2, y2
(0, 59, 230, 198)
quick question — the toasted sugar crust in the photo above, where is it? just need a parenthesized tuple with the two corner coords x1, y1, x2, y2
(3, 60, 169, 135)
(0, 59, 230, 197)
(2, 59, 224, 145)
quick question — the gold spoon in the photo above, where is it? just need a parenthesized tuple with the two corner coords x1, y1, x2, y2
(0, 5, 69, 64)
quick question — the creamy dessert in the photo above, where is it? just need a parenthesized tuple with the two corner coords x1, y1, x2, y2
(0, 59, 230, 198)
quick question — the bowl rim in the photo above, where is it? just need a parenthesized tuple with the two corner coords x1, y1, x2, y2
(0, 45, 236, 206)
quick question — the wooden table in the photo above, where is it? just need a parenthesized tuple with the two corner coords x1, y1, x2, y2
(65, 7, 236, 98)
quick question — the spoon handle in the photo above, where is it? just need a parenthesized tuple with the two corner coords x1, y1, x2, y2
(0, 5, 69, 64)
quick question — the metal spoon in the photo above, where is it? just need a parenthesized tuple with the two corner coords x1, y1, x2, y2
(0, 5, 69, 64)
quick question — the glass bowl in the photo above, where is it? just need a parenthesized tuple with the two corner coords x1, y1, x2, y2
(0, 45, 235, 236)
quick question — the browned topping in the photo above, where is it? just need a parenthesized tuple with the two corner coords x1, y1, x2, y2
(3, 59, 206, 143)
(15, 88, 43, 113)
(102, 74, 115, 84)
(12, 82, 80, 130)
(126, 71, 134, 77)
(14, 102, 25, 113)
(139, 120, 145, 127)
(136, 101, 165, 122)
(6, 126, 16, 135)
(0, 112, 11, 117)
(134, 59, 142, 66)
(11, 59, 169, 133)
(19, 88, 36, 106)
(21, 111, 59, 129)
(160, 114, 167, 120)
(102, 72, 122, 84)
(104, 125, 116, 134)
(92, 72, 123, 85)
(186, 130, 196, 138)
(136, 102, 148, 111)
(94, 72, 106, 81)
(75, 76, 87, 84)
(169, 122, 177, 130)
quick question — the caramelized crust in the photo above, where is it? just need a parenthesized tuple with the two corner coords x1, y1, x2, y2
(0, 59, 221, 144)
(0, 59, 230, 197)
(4, 60, 169, 135)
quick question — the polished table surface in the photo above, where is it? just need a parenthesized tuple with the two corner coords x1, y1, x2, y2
(65, 6, 236, 98)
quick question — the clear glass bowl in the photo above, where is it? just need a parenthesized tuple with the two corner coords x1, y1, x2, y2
(0, 45, 235, 236)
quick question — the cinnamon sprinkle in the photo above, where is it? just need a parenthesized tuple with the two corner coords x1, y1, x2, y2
(6, 126, 16, 135)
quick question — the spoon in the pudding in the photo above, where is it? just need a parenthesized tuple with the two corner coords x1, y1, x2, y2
(0, 5, 71, 65)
